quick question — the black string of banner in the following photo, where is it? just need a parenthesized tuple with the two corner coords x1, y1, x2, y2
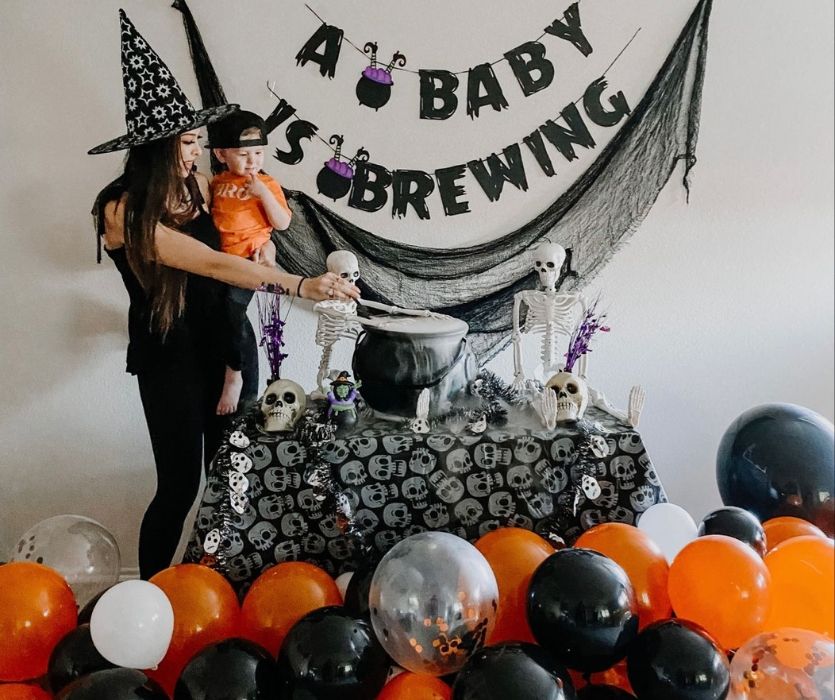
(305, 3, 572, 76)
(268, 26, 641, 157)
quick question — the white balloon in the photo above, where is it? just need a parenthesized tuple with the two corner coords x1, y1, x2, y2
(335, 571, 354, 600)
(90, 579, 174, 669)
(637, 503, 698, 563)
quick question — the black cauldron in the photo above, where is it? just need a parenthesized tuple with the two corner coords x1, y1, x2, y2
(352, 314, 477, 418)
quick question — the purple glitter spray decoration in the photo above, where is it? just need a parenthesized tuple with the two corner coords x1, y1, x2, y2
(256, 288, 288, 381)
(563, 300, 610, 373)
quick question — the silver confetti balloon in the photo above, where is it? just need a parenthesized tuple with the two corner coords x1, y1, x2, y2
(369, 531, 498, 676)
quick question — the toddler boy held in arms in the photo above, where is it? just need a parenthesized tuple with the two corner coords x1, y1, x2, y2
(210, 110, 292, 414)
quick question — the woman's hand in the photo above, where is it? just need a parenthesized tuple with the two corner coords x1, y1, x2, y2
(301, 272, 360, 302)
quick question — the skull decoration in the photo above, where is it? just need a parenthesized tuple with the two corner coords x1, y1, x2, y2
(260, 378, 306, 432)
(326, 250, 361, 285)
(545, 372, 588, 423)
(532, 240, 567, 291)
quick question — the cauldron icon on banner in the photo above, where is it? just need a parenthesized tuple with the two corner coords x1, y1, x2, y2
(316, 135, 370, 201)
(356, 42, 406, 111)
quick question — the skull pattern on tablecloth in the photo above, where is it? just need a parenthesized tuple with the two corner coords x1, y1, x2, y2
(184, 406, 666, 593)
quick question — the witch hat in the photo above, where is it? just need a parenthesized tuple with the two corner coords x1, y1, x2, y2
(88, 9, 237, 154)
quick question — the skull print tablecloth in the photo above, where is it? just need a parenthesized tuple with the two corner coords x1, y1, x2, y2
(184, 406, 667, 593)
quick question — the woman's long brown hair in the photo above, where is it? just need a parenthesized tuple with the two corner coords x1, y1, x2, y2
(94, 135, 202, 335)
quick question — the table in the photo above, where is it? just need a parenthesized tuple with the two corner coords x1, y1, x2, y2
(184, 405, 667, 592)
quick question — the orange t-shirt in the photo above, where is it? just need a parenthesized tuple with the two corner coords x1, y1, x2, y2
(210, 171, 290, 258)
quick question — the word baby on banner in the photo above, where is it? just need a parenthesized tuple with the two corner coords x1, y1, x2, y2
(295, 2, 595, 119)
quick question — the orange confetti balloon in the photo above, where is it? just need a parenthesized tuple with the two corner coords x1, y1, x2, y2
(475, 528, 554, 644)
(762, 516, 827, 553)
(764, 535, 834, 638)
(0, 562, 77, 682)
(240, 562, 341, 656)
(668, 535, 771, 649)
(376, 672, 452, 699)
(147, 564, 240, 695)
(575, 523, 672, 629)
(0, 685, 51, 700)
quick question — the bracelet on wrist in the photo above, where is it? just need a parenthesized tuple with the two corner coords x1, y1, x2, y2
(296, 276, 307, 299)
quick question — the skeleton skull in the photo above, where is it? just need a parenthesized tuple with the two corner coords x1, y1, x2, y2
(532, 241, 567, 291)
(545, 372, 588, 423)
(327, 250, 361, 284)
(260, 378, 306, 432)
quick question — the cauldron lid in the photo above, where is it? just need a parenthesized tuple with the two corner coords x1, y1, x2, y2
(360, 313, 468, 338)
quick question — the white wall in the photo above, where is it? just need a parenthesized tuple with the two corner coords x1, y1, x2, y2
(1, 0, 832, 570)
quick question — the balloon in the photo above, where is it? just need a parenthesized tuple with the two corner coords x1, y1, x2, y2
(89, 580, 174, 669)
(147, 564, 239, 695)
(764, 535, 834, 638)
(474, 528, 555, 644)
(10, 515, 121, 608)
(763, 516, 827, 553)
(574, 524, 672, 629)
(728, 628, 834, 699)
(77, 590, 108, 626)
(343, 559, 377, 619)
(174, 637, 280, 700)
(240, 562, 341, 657)
(369, 532, 498, 676)
(0, 685, 51, 700)
(451, 643, 574, 700)
(47, 625, 116, 694)
(335, 572, 354, 599)
(376, 672, 452, 699)
(55, 668, 167, 699)
(577, 687, 635, 699)
(716, 403, 835, 536)
(637, 503, 698, 563)
(627, 619, 730, 700)
(698, 507, 766, 557)
(0, 562, 78, 681)
(570, 661, 633, 695)
(668, 535, 771, 650)
(527, 549, 638, 673)
(277, 606, 389, 700)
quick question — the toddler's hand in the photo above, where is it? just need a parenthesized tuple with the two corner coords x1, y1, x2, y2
(246, 172, 270, 199)
(253, 241, 277, 268)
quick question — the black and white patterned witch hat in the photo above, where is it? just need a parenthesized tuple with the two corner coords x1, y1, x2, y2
(88, 9, 237, 155)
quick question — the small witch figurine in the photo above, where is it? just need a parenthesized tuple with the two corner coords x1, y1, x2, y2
(326, 371, 362, 433)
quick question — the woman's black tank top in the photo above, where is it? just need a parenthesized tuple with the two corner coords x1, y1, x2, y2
(105, 194, 227, 375)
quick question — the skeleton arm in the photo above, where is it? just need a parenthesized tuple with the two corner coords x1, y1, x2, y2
(588, 384, 645, 428)
(358, 298, 444, 318)
(511, 293, 526, 389)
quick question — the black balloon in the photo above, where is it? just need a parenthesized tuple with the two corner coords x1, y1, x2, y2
(77, 590, 107, 625)
(452, 643, 575, 700)
(577, 686, 635, 699)
(627, 619, 730, 700)
(55, 668, 167, 700)
(277, 606, 390, 700)
(717, 403, 835, 535)
(527, 549, 639, 673)
(698, 506, 767, 557)
(48, 624, 116, 694)
(174, 638, 279, 700)
(342, 560, 378, 619)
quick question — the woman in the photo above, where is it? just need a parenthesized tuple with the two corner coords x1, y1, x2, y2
(91, 11, 358, 578)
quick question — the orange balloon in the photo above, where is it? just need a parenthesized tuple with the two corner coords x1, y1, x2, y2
(240, 562, 341, 656)
(0, 685, 51, 700)
(575, 523, 672, 629)
(0, 562, 77, 682)
(376, 672, 452, 699)
(764, 535, 834, 638)
(475, 528, 554, 644)
(147, 564, 240, 695)
(668, 535, 771, 650)
(570, 660, 634, 694)
(763, 516, 827, 553)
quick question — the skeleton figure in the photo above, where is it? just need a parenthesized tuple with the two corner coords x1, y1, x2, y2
(312, 249, 450, 396)
(260, 378, 306, 432)
(512, 241, 586, 390)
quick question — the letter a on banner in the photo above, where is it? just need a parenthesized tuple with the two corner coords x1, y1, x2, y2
(296, 24, 345, 79)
